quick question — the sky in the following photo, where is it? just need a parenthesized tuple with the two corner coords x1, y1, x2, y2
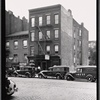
(5, 0, 96, 41)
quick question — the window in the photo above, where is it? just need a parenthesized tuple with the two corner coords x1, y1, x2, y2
(54, 30, 59, 38)
(30, 46, 34, 56)
(31, 17, 35, 27)
(74, 57, 76, 63)
(6, 41, 9, 47)
(46, 45, 50, 54)
(23, 40, 27, 48)
(79, 30, 81, 36)
(39, 16, 42, 26)
(79, 41, 81, 46)
(13, 54, 18, 62)
(74, 45, 75, 50)
(54, 14, 59, 24)
(14, 40, 18, 49)
(46, 15, 50, 24)
(39, 32, 43, 40)
(46, 30, 50, 39)
(31, 32, 35, 41)
(55, 45, 59, 53)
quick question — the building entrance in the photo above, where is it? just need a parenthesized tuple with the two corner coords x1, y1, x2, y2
(41, 61, 47, 70)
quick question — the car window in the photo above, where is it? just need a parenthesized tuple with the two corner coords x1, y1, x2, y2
(82, 68, 96, 73)
(77, 68, 82, 73)
(53, 67, 64, 71)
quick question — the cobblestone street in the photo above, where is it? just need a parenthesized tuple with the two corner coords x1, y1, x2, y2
(6, 77, 97, 100)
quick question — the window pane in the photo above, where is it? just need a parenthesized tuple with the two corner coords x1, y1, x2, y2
(31, 17, 35, 27)
(55, 30, 59, 38)
(31, 32, 35, 41)
(46, 45, 50, 51)
(39, 32, 43, 40)
(55, 14, 59, 24)
(79, 30, 81, 36)
(23, 40, 27, 47)
(46, 15, 50, 24)
(55, 45, 58, 52)
(46, 31, 50, 39)
(6, 41, 9, 47)
(14, 41, 18, 49)
(39, 17, 42, 26)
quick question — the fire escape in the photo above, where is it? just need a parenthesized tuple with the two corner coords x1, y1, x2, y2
(35, 21, 53, 56)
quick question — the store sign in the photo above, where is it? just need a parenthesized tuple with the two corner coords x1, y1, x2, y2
(45, 55, 50, 60)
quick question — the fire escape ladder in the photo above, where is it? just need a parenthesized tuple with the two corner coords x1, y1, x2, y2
(36, 25, 46, 55)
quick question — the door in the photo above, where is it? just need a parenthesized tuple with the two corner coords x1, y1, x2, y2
(41, 61, 47, 70)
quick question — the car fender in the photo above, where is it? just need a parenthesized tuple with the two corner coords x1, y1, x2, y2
(66, 73, 75, 79)
(56, 73, 62, 77)
(86, 74, 93, 78)
(38, 72, 47, 78)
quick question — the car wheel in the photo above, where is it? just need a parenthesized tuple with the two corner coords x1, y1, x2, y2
(38, 74, 43, 78)
(56, 75, 61, 79)
(25, 73, 31, 78)
(87, 76, 93, 82)
(66, 76, 71, 80)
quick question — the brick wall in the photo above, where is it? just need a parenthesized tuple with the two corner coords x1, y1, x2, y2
(5, 10, 29, 35)
(61, 6, 74, 71)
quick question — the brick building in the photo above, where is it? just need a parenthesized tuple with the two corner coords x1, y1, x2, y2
(5, 10, 28, 35)
(28, 4, 88, 71)
(6, 10, 29, 67)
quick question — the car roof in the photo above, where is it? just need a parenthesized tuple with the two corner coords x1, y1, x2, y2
(49, 65, 69, 69)
(76, 65, 96, 69)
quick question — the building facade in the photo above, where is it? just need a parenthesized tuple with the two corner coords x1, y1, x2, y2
(28, 4, 88, 71)
(6, 31, 29, 67)
(6, 10, 29, 67)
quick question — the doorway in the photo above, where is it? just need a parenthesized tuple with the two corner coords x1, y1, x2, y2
(41, 61, 47, 70)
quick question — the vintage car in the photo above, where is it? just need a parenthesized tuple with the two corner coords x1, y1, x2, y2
(15, 66, 35, 78)
(5, 76, 18, 96)
(38, 65, 69, 79)
(65, 66, 97, 82)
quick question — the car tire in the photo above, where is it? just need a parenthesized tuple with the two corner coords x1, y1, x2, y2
(87, 76, 93, 82)
(25, 73, 31, 78)
(38, 74, 43, 78)
(56, 75, 61, 79)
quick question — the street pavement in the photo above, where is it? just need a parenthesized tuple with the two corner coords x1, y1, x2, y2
(6, 77, 97, 100)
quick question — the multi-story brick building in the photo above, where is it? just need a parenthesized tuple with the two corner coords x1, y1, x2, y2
(28, 4, 88, 71)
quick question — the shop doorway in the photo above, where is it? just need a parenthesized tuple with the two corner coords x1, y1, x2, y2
(41, 61, 47, 70)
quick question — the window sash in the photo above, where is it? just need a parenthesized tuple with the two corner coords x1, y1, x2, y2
(31, 17, 35, 27)
(31, 32, 35, 41)
(55, 14, 59, 24)
(46, 15, 50, 24)
(14, 41, 18, 49)
(6, 42, 9, 47)
(46, 45, 50, 51)
(23, 40, 27, 47)
(54, 30, 59, 38)
(46, 31, 50, 39)
(55, 45, 58, 52)
(39, 17, 42, 26)
(39, 32, 43, 40)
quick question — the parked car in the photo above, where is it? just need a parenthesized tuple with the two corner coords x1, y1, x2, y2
(65, 66, 97, 82)
(38, 65, 69, 79)
(5, 75, 18, 96)
(16, 66, 35, 78)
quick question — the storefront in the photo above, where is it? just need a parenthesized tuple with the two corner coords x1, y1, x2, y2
(27, 55, 61, 70)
